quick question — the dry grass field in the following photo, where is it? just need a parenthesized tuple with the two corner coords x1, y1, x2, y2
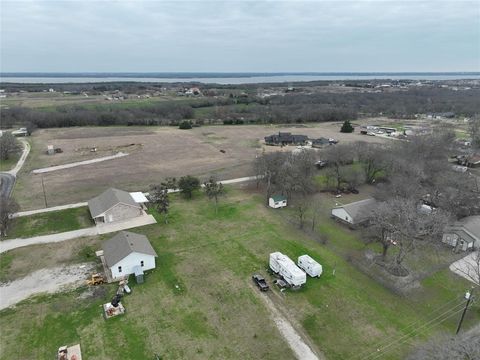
(14, 123, 387, 210)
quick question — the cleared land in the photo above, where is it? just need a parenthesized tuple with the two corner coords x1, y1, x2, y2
(14, 124, 386, 209)
(0, 190, 477, 360)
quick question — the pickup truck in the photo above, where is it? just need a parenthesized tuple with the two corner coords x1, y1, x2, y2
(252, 274, 269, 291)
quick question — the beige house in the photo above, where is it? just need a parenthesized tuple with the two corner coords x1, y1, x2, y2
(88, 188, 148, 224)
(442, 216, 480, 251)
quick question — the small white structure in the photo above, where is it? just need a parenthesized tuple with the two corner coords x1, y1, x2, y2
(298, 255, 323, 278)
(269, 252, 306, 287)
(102, 231, 158, 279)
(47, 145, 55, 155)
(269, 195, 287, 209)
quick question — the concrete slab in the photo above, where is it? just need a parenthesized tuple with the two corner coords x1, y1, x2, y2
(450, 251, 480, 286)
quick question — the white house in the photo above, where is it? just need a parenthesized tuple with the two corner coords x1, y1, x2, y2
(102, 231, 158, 279)
(269, 195, 287, 209)
(331, 198, 377, 227)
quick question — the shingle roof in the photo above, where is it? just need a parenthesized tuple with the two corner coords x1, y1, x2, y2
(335, 198, 377, 224)
(102, 231, 158, 267)
(88, 188, 140, 218)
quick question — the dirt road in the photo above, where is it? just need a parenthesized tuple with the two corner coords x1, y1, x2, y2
(0, 262, 95, 310)
(258, 291, 323, 360)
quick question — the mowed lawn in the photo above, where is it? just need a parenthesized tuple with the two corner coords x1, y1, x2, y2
(0, 190, 478, 360)
(4, 207, 93, 239)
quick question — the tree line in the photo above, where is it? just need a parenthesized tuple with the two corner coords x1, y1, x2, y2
(2, 87, 479, 129)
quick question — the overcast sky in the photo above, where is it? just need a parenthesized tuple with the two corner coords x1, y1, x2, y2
(1, 0, 479, 72)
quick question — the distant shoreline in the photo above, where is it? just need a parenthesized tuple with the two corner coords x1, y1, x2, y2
(1, 72, 479, 84)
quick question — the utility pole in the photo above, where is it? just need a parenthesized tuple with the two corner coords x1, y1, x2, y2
(456, 289, 473, 335)
(41, 175, 48, 208)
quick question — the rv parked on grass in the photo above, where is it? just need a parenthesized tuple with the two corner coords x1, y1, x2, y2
(269, 252, 306, 287)
(298, 255, 323, 278)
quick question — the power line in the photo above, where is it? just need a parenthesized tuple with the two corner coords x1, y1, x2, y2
(355, 295, 463, 360)
(365, 306, 466, 360)
(360, 303, 466, 360)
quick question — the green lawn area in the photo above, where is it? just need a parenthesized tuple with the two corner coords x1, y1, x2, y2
(0, 190, 478, 360)
(4, 207, 93, 239)
(0, 153, 20, 171)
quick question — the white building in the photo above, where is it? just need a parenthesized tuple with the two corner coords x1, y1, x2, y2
(102, 231, 158, 279)
(269, 195, 287, 209)
(331, 198, 377, 227)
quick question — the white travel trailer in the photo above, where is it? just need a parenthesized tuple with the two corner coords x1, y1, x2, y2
(269, 252, 306, 287)
(297, 255, 323, 278)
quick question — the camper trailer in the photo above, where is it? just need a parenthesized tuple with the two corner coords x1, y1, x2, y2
(297, 255, 323, 278)
(269, 252, 306, 287)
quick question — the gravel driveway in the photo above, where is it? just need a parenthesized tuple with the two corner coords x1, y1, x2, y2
(0, 262, 95, 310)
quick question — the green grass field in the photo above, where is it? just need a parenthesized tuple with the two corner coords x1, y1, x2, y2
(0, 190, 478, 360)
(0, 153, 20, 171)
(4, 207, 93, 239)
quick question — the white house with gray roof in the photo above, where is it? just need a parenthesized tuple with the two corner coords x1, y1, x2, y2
(442, 216, 480, 251)
(88, 188, 148, 224)
(102, 231, 158, 279)
(331, 198, 377, 227)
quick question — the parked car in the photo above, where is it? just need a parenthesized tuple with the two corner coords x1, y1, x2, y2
(252, 274, 269, 291)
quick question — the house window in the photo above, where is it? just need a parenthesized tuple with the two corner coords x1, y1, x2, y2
(118, 266, 122, 273)
(140, 260, 144, 267)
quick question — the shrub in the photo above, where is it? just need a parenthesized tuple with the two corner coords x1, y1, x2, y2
(340, 120, 354, 133)
(179, 121, 192, 130)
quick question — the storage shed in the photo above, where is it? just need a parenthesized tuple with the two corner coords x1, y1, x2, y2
(269, 195, 287, 209)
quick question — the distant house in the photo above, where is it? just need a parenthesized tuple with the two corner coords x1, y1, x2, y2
(88, 188, 148, 224)
(442, 216, 480, 251)
(456, 153, 480, 168)
(311, 137, 331, 148)
(264, 132, 308, 146)
(269, 195, 287, 209)
(102, 231, 158, 280)
(331, 198, 377, 227)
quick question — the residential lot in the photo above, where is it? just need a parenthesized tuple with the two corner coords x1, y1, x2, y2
(0, 190, 477, 359)
(14, 124, 387, 209)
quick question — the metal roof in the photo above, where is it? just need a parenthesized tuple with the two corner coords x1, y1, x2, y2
(130, 192, 149, 203)
(334, 198, 377, 224)
(102, 231, 158, 267)
(88, 188, 140, 218)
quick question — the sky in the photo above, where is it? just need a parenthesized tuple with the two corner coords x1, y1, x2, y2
(1, 0, 479, 73)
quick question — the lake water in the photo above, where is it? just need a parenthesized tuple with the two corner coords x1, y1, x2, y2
(1, 73, 480, 84)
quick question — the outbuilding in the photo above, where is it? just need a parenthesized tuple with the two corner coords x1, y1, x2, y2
(331, 198, 377, 227)
(442, 216, 480, 251)
(102, 231, 158, 280)
(269, 195, 287, 209)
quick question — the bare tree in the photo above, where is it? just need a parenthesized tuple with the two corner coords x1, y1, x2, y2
(323, 144, 354, 192)
(254, 151, 288, 205)
(355, 142, 390, 184)
(368, 197, 451, 275)
(0, 132, 21, 161)
(0, 196, 19, 237)
(204, 176, 225, 214)
(407, 330, 480, 360)
(469, 115, 480, 148)
(149, 185, 170, 224)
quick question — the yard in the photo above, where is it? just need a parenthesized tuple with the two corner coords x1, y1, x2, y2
(0, 153, 20, 172)
(4, 207, 93, 239)
(0, 189, 477, 360)
(13, 124, 387, 210)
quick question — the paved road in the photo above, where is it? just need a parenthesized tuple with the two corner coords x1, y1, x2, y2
(32, 151, 128, 174)
(12, 202, 89, 218)
(6, 139, 30, 177)
(0, 214, 157, 253)
(0, 173, 15, 199)
(0, 139, 30, 198)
